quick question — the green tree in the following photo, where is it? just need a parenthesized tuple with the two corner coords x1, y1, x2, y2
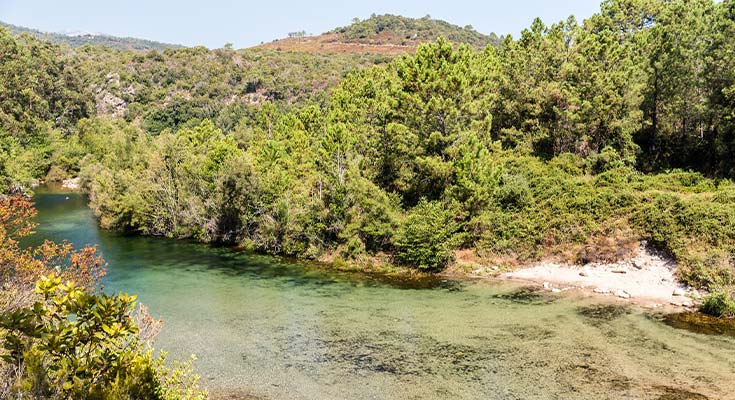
(393, 200, 462, 271)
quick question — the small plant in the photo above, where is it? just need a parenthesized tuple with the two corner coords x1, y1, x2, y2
(700, 289, 735, 319)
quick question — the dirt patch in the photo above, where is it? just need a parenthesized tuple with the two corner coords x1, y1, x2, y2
(253, 33, 413, 55)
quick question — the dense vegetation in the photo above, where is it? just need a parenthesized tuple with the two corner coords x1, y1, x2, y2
(2, 0, 735, 318)
(0, 21, 183, 51)
(0, 196, 206, 399)
(331, 14, 502, 48)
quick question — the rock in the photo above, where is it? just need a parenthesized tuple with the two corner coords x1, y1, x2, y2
(543, 282, 551, 290)
(615, 290, 631, 299)
(632, 261, 643, 270)
(672, 288, 687, 297)
(593, 288, 610, 294)
(62, 177, 80, 190)
(579, 271, 589, 277)
(551, 288, 562, 293)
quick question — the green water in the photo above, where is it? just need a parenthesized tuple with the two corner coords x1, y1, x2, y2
(27, 190, 735, 400)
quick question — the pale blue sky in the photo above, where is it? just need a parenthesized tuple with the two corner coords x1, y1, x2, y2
(0, 1, 602, 49)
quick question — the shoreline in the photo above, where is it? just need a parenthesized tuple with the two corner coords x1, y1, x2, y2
(448, 244, 700, 312)
(30, 185, 703, 313)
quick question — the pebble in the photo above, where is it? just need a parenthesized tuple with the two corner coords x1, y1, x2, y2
(632, 261, 643, 270)
(579, 271, 589, 277)
(551, 288, 562, 293)
(543, 282, 551, 290)
(593, 288, 610, 294)
(615, 290, 631, 299)
(672, 288, 686, 297)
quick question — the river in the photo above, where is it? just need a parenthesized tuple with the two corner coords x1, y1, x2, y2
(26, 188, 735, 400)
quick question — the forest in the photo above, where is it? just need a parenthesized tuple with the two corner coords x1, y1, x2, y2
(1, 1, 735, 316)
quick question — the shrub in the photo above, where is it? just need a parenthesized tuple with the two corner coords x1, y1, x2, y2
(700, 289, 735, 319)
(393, 200, 462, 271)
(586, 146, 629, 174)
(495, 173, 531, 210)
(0, 274, 207, 400)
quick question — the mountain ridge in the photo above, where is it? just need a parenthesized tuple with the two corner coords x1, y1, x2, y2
(0, 21, 184, 51)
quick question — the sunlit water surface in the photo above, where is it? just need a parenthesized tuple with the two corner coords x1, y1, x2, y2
(26, 189, 735, 400)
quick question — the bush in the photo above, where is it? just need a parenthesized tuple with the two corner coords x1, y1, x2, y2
(0, 274, 207, 400)
(393, 200, 462, 271)
(700, 289, 735, 319)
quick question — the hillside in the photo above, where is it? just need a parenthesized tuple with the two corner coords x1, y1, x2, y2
(254, 14, 501, 54)
(0, 21, 183, 51)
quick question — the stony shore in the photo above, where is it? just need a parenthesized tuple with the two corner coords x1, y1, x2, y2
(462, 244, 699, 310)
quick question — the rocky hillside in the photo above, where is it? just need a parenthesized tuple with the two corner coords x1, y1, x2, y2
(0, 21, 183, 51)
(255, 14, 501, 54)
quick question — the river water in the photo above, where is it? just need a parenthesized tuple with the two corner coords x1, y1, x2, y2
(26, 189, 735, 400)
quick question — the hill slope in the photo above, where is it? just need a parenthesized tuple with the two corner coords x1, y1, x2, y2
(255, 14, 501, 54)
(0, 21, 183, 51)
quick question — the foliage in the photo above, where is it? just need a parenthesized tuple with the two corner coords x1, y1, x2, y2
(393, 200, 462, 271)
(0, 275, 207, 399)
(331, 14, 501, 48)
(0, 195, 106, 297)
(0, 197, 206, 399)
(700, 289, 735, 319)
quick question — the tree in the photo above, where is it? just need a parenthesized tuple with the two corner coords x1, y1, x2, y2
(329, 38, 501, 205)
(393, 200, 462, 271)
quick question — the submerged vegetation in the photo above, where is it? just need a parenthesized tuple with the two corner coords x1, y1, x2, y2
(1, 0, 735, 319)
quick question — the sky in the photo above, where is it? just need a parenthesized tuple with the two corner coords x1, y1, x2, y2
(0, 0, 602, 49)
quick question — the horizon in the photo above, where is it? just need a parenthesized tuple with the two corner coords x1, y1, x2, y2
(0, 0, 601, 49)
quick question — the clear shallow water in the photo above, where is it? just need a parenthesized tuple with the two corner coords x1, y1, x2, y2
(26, 190, 735, 400)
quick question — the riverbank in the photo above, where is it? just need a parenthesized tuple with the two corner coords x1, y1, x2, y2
(317, 243, 702, 312)
(32, 184, 705, 314)
(449, 243, 700, 311)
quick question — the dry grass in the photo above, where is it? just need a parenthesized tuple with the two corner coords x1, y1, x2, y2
(253, 33, 415, 55)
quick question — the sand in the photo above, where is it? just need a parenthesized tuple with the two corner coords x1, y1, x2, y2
(495, 244, 699, 308)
